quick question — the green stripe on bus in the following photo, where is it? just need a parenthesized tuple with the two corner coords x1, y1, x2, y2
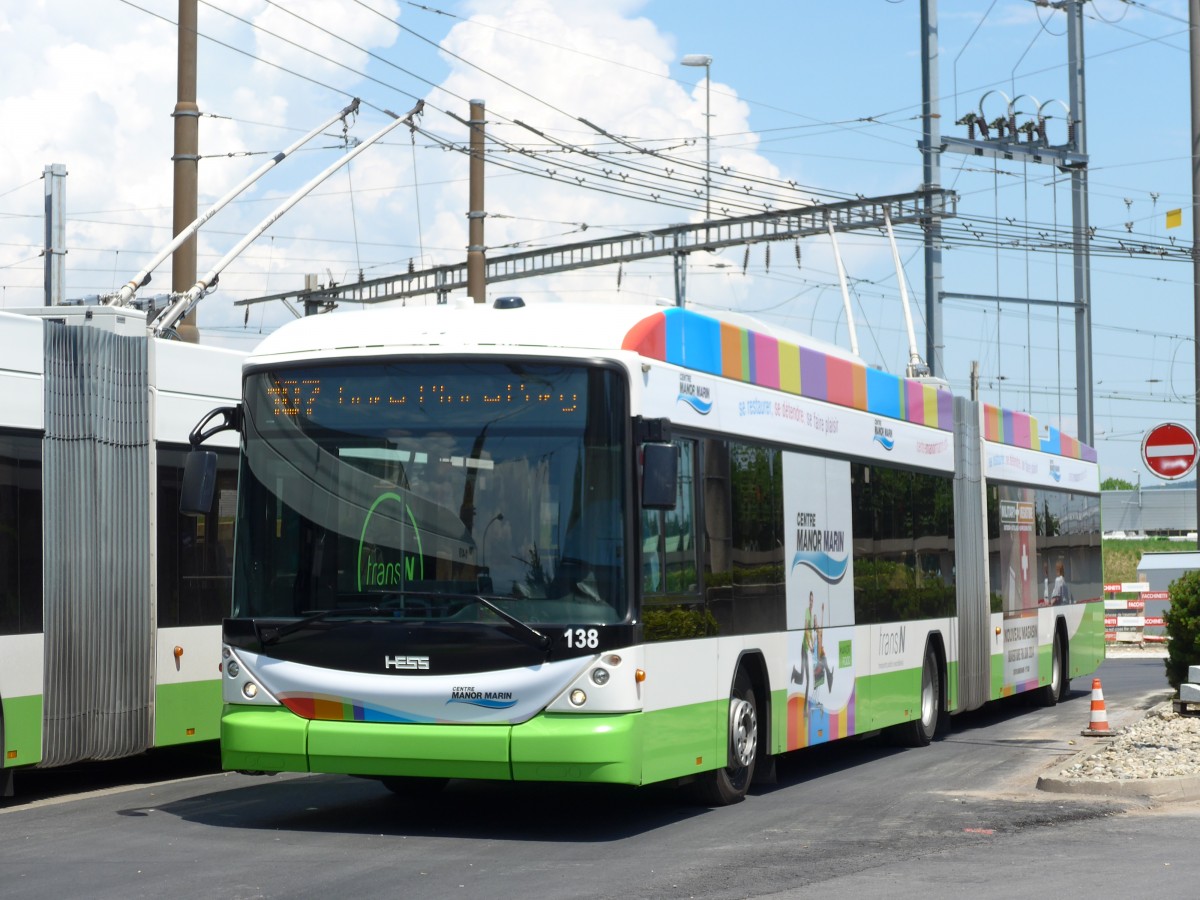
(154, 680, 222, 747)
(1, 693, 44, 768)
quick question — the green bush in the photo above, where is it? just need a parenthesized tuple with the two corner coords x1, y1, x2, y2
(1164, 569, 1200, 690)
(642, 605, 719, 641)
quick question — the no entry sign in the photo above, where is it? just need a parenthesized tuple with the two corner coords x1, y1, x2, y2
(1142, 422, 1199, 480)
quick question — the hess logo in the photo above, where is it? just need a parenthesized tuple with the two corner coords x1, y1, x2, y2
(384, 655, 429, 670)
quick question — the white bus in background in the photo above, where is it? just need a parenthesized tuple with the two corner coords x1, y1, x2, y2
(0, 306, 243, 799)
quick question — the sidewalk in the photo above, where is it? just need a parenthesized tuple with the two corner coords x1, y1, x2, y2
(1037, 645, 1200, 802)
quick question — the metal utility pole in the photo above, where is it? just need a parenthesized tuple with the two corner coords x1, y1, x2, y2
(173, 0, 200, 341)
(467, 100, 486, 304)
(936, 0, 1093, 444)
(1191, 0, 1200, 530)
(920, 0, 944, 376)
(43, 163, 67, 306)
(1066, 0, 1094, 446)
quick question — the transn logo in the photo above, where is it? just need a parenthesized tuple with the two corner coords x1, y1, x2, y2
(384, 655, 429, 670)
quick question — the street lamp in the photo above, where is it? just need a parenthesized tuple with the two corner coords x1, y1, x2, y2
(481, 512, 504, 567)
(681, 54, 713, 220)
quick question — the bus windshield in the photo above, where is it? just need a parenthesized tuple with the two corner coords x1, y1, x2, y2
(233, 360, 628, 626)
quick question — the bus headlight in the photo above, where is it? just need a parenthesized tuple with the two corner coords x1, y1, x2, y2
(590, 668, 610, 686)
(242, 682, 259, 699)
(226, 660, 241, 678)
(569, 689, 587, 707)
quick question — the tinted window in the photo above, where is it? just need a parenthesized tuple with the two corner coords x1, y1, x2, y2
(157, 446, 238, 627)
(0, 430, 42, 635)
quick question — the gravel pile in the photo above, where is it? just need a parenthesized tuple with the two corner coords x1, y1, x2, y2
(1058, 702, 1200, 781)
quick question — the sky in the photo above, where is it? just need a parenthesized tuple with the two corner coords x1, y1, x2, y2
(0, 0, 1195, 485)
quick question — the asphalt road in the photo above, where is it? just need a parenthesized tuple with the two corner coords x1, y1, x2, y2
(2, 656, 1193, 900)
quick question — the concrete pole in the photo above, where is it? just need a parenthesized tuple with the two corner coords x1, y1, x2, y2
(172, 0, 200, 341)
(43, 163, 67, 306)
(467, 100, 486, 304)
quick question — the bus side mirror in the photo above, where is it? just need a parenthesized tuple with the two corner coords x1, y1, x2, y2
(180, 450, 218, 517)
(641, 442, 678, 510)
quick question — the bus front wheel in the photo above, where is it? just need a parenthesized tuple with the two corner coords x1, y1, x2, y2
(693, 669, 758, 806)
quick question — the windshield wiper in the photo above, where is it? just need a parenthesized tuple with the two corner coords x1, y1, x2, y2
(472, 593, 553, 653)
(386, 589, 552, 654)
(257, 606, 384, 646)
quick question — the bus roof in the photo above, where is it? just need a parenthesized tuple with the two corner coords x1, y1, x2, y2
(246, 300, 859, 363)
(247, 300, 1095, 462)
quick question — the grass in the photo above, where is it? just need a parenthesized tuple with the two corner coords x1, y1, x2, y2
(1103, 538, 1197, 586)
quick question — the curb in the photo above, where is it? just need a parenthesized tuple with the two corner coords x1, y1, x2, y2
(1037, 693, 1200, 802)
(1036, 770, 1200, 801)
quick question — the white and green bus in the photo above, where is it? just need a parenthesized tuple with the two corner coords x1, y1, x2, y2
(200, 299, 1104, 805)
(0, 306, 243, 799)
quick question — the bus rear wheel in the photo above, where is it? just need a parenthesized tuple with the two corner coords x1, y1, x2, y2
(894, 647, 940, 747)
(693, 669, 758, 806)
(1034, 633, 1064, 707)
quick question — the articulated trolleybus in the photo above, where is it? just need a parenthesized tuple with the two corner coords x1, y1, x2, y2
(199, 299, 1103, 805)
(0, 306, 242, 799)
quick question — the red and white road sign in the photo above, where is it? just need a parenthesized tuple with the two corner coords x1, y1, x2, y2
(1142, 422, 1199, 480)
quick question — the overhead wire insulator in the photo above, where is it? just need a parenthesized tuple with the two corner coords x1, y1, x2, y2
(765, 244, 771, 273)
(742, 245, 750, 274)
(794, 241, 802, 270)
(617, 262, 623, 290)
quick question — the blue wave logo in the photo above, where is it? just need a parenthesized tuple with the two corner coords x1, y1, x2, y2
(678, 392, 713, 415)
(446, 696, 518, 709)
(790, 551, 849, 584)
(1049, 461, 1062, 483)
(873, 419, 895, 451)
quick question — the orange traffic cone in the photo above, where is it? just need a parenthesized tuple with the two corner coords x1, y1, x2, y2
(1081, 677, 1111, 737)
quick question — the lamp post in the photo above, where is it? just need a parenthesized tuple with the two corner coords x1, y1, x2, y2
(482, 512, 504, 567)
(681, 54, 713, 220)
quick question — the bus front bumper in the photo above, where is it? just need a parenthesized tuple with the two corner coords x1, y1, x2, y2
(220, 706, 645, 785)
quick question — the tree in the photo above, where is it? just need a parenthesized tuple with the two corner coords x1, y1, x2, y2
(1164, 569, 1200, 690)
(1100, 476, 1135, 491)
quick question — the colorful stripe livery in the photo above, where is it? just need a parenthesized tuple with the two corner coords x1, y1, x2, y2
(281, 693, 432, 724)
(981, 403, 1097, 462)
(785, 689, 855, 750)
(623, 308, 954, 431)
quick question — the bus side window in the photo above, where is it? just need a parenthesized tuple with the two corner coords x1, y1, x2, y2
(642, 439, 696, 596)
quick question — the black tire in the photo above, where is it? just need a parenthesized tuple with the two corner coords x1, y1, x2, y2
(379, 776, 448, 798)
(1034, 633, 1064, 707)
(895, 646, 940, 747)
(693, 669, 759, 806)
